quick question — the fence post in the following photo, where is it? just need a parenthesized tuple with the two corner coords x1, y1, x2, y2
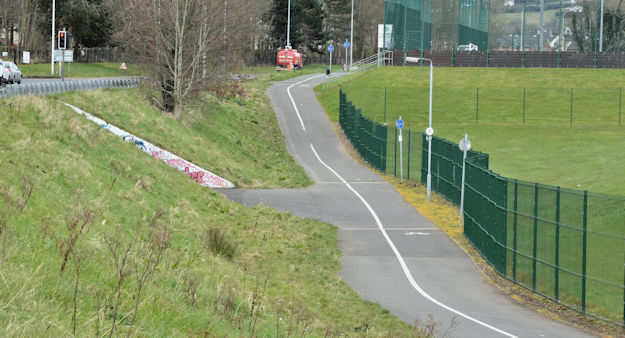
(523, 88, 526, 125)
(570, 88, 574, 126)
(394, 127, 397, 177)
(476, 87, 479, 125)
(582, 190, 588, 313)
(619, 88, 622, 126)
(384, 87, 387, 124)
(513, 179, 519, 282)
(407, 129, 411, 180)
(532, 182, 539, 292)
(555, 186, 561, 302)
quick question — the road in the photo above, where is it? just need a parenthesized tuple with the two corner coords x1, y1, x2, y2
(220, 74, 594, 337)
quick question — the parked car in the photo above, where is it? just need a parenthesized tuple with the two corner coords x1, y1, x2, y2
(0, 59, 9, 85)
(3, 61, 21, 84)
(457, 43, 478, 52)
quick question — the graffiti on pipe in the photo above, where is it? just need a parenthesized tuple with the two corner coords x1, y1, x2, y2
(62, 102, 235, 189)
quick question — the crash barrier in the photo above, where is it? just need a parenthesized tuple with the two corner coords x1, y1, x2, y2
(339, 88, 625, 326)
(0, 78, 142, 98)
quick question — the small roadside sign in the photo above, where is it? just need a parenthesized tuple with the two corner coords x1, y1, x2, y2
(119, 62, 127, 71)
(344, 41, 350, 48)
(328, 45, 334, 52)
(396, 118, 404, 129)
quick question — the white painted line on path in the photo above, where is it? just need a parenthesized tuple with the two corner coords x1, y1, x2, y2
(309, 144, 517, 338)
(287, 75, 324, 132)
(286, 75, 516, 337)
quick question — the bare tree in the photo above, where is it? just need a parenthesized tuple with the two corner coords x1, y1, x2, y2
(108, 0, 222, 118)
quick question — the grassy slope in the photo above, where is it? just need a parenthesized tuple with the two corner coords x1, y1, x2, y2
(58, 82, 311, 189)
(0, 80, 419, 335)
(20, 62, 144, 78)
(316, 67, 625, 195)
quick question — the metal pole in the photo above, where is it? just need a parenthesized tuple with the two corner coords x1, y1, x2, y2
(523, 87, 526, 124)
(345, 40, 348, 70)
(600, 0, 605, 52)
(51, 0, 55, 75)
(459, 133, 468, 227)
(521, 4, 526, 66)
(329, 50, 332, 74)
(399, 116, 403, 184)
(538, 0, 545, 52)
(427, 60, 433, 202)
(384, 87, 387, 124)
(287, 0, 291, 48)
(476, 87, 479, 125)
(350, 0, 354, 68)
(558, 0, 563, 67)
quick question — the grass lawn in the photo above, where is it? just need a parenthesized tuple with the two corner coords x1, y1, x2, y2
(316, 66, 625, 195)
(316, 66, 625, 324)
(0, 74, 422, 335)
(20, 62, 144, 78)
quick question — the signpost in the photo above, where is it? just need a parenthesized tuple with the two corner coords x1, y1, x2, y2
(458, 134, 471, 227)
(328, 44, 334, 75)
(396, 117, 404, 183)
(343, 40, 350, 70)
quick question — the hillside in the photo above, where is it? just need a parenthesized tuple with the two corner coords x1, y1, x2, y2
(0, 78, 419, 336)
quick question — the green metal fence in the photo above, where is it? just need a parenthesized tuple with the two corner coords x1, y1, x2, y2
(339, 89, 625, 326)
(353, 86, 625, 127)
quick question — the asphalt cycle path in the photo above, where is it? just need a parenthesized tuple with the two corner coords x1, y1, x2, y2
(220, 74, 594, 338)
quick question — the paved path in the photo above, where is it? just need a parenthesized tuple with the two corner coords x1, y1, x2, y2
(220, 74, 594, 338)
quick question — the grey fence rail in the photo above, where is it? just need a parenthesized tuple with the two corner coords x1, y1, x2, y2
(0, 78, 142, 98)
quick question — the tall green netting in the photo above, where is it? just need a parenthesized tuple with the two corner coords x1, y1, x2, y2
(384, 0, 432, 54)
(384, 0, 488, 52)
(458, 0, 489, 51)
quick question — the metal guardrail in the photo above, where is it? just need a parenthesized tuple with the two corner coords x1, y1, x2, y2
(0, 78, 142, 98)
(322, 50, 394, 91)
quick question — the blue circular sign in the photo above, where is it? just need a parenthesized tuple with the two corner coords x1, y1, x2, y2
(344, 41, 350, 48)
(328, 45, 334, 52)
(396, 118, 404, 129)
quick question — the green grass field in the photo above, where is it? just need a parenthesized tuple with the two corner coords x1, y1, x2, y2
(0, 76, 423, 335)
(20, 62, 144, 78)
(316, 66, 625, 195)
(316, 66, 625, 324)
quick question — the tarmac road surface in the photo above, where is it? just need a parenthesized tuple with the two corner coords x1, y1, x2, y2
(220, 74, 595, 338)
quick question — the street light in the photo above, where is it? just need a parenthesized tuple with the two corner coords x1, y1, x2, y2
(350, 0, 354, 68)
(406, 56, 434, 202)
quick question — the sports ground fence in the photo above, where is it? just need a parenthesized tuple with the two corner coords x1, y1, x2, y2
(339, 88, 625, 326)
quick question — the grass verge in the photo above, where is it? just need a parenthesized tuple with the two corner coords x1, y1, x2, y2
(20, 62, 144, 78)
(0, 86, 423, 335)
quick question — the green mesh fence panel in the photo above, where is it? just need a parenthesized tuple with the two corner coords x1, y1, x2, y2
(339, 89, 625, 325)
(458, 0, 489, 51)
(340, 89, 388, 172)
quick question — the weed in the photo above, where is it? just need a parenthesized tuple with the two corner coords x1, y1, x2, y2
(59, 205, 95, 273)
(203, 227, 236, 260)
(104, 224, 133, 338)
(128, 208, 170, 334)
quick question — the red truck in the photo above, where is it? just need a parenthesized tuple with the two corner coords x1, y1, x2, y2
(276, 47, 303, 71)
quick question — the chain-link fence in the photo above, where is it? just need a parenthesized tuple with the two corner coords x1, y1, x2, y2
(0, 78, 142, 98)
(340, 88, 625, 326)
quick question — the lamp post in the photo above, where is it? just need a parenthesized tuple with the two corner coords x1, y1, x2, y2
(51, 0, 55, 75)
(406, 56, 433, 202)
(350, 0, 354, 68)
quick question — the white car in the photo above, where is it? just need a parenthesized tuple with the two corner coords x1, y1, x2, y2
(0, 59, 9, 85)
(1, 61, 22, 83)
(3, 62, 22, 84)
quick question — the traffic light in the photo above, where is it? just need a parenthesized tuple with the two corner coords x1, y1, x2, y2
(58, 30, 67, 50)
